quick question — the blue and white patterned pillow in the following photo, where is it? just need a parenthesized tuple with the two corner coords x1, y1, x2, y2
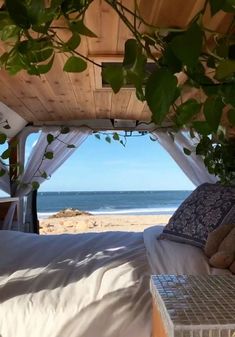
(161, 183, 235, 248)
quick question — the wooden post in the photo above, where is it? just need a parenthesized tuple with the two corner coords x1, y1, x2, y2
(8, 136, 18, 197)
(32, 190, 39, 234)
(10, 136, 19, 230)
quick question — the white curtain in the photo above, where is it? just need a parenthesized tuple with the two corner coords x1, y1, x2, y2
(20, 126, 91, 194)
(0, 160, 10, 194)
(152, 130, 218, 186)
(3, 126, 92, 229)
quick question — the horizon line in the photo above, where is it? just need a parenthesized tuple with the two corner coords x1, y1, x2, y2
(39, 189, 194, 193)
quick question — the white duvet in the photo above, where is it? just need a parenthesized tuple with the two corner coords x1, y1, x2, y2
(0, 226, 230, 337)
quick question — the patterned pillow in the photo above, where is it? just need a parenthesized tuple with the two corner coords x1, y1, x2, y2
(161, 183, 235, 248)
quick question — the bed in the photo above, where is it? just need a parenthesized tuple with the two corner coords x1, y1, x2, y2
(0, 226, 230, 337)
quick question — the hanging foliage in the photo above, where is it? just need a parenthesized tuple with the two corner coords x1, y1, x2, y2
(0, 0, 234, 185)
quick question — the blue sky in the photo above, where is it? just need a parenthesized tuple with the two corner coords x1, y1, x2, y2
(24, 132, 194, 192)
(0, 131, 195, 196)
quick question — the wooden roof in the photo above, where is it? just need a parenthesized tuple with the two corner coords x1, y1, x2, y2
(0, 0, 232, 125)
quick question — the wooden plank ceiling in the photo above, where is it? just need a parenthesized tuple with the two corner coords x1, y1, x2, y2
(0, 0, 232, 124)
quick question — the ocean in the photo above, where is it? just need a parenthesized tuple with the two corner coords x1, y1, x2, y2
(37, 190, 192, 219)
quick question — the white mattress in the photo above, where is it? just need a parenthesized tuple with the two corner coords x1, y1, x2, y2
(0, 227, 230, 337)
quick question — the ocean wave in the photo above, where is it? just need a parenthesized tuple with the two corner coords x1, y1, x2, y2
(91, 207, 177, 215)
(38, 212, 56, 219)
(38, 207, 176, 219)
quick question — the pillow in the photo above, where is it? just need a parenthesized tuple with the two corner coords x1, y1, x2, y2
(161, 183, 235, 248)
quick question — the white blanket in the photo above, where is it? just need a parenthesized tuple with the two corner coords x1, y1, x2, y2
(0, 227, 230, 337)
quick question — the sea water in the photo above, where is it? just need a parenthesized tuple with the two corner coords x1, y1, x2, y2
(37, 190, 192, 219)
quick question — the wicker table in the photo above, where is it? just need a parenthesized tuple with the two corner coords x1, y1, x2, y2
(150, 275, 235, 337)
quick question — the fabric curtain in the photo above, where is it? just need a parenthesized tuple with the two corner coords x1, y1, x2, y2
(152, 130, 218, 186)
(3, 126, 92, 230)
(0, 160, 10, 194)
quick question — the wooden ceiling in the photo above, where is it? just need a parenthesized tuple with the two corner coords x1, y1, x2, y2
(0, 0, 232, 124)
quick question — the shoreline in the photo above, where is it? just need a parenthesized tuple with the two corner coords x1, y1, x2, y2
(39, 214, 171, 234)
(38, 210, 176, 219)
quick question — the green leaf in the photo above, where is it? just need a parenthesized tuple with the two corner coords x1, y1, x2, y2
(207, 56, 216, 68)
(95, 134, 101, 140)
(123, 39, 138, 68)
(201, 81, 220, 96)
(176, 99, 201, 126)
(145, 68, 178, 124)
(220, 83, 235, 107)
(41, 172, 48, 179)
(3, 124, 11, 130)
(135, 84, 145, 101)
(67, 144, 76, 148)
(6, 50, 25, 75)
(0, 25, 20, 41)
(5, 0, 30, 29)
(0, 133, 7, 144)
(44, 151, 54, 159)
(31, 5, 57, 32)
(102, 65, 124, 93)
(215, 59, 235, 80)
(209, 0, 224, 15)
(183, 148, 192, 156)
(1, 148, 10, 160)
(187, 62, 213, 89)
(27, 0, 44, 25)
(193, 121, 212, 135)
(0, 168, 6, 177)
(222, 0, 235, 12)
(18, 39, 54, 64)
(229, 44, 235, 60)
(170, 23, 203, 68)
(27, 55, 54, 75)
(126, 49, 147, 100)
(65, 33, 81, 50)
(47, 134, 54, 144)
(161, 46, 182, 73)
(215, 39, 229, 58)
(105, 136, 111, 143)
(113, 133, 120, 141)
(227, 109, 235, 126)
(69, 21, 97, 38)
(51, 0, 63, 8)
(27, 55, 54, 76)
(203, 96, 224, 131)
(60, 126, 70, 134)
(0, 12, 14, 29)
(63, 56, 87, 73)
(31, 181, 40, 190)
(61, 0, 88, 14)
(0, 12, 20, 40)
(0, 53, 9, 67)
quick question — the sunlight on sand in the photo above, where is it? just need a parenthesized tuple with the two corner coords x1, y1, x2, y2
(40, 214, 171, 234)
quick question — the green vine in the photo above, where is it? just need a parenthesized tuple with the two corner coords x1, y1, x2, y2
(0, 0, 235, 186)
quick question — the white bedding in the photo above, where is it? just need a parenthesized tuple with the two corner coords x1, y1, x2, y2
(0, 227, 230, 337)
(143, 226, 232, 275)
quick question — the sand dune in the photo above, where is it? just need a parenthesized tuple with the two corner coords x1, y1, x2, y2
(40, 214, 171, 234)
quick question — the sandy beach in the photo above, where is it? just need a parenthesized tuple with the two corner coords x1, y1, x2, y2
(39, 214, 171, 234)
